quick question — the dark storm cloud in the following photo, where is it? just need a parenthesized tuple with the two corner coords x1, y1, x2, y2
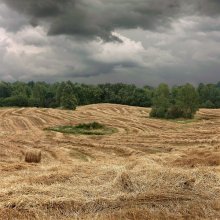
(191, 0, 220, 15)
(3, 0, 72, 18)
(0, 0, 190, 40)
(3, 0, 220, 41)
(1, 1, 220, 85)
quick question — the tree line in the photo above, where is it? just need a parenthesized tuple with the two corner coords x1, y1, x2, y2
(0, 81, 153, 109)
(0, 81, 219, 117)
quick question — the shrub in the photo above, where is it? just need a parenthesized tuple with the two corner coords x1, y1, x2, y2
(75, 122, 105, 130)
(150, 107, 167, 118)
(2, 95, 28, 107)
(202, 100, 215, 108)
(165, 106, 183, 119)
(28, 98, 41, 107)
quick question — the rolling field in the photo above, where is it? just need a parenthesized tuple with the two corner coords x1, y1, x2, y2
(0, 104, 220, 219)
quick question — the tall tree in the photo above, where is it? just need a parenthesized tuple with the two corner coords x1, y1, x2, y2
(32, 82, 47, 107)
(0, 82, 11, 98)
(60, 84, 77, 110)
(175, 83, 199, 118)
(150, 83, 170, 118)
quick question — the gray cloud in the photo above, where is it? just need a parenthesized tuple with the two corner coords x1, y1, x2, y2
(0, 1, 220, 85)
(3, 0, 72, 18)
(0, 3, 28, 32)
(2, 0, 180, 40)
(4, 0, 220, 41)
(191, 0, 220, 15)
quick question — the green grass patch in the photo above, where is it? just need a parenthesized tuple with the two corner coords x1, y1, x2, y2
(45, 122, 117, 135)
(167, 115, 202, 124)
(149, 115, 201, 124)
(171, 119, 199, 124)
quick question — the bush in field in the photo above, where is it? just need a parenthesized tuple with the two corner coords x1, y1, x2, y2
(150, 84, 170, 118)
(75, 122, 105, 130)
(165, 106, 183, 119)
(175, 84, 199, 119)
(150, 83, 199, 119)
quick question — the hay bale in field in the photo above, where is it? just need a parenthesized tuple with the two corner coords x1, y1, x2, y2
(25, 150, 41, 163)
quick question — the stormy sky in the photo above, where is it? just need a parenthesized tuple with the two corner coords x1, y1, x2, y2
(0, 0, 220, 85)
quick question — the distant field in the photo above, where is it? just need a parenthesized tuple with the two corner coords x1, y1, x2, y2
(0, 104, 219, 219)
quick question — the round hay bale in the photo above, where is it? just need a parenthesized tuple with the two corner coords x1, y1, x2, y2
(25, 150, 41, 163)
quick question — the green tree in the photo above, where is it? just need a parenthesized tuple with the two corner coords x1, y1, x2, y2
(60, 84, 77, 110)
(175, 83, 199, 118)
(0, 82, 11, 98)
(56, 82, 66, 106)
(32, 82, 47, 107)
(197, 83, 220, 108)
(150, 83, 170, 118)
(2, 95, 28, 107)
(11, 81, 31, 97)
(202, 100, 215, 108)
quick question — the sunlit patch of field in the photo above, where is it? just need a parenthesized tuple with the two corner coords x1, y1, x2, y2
(0, 104, 219, 219)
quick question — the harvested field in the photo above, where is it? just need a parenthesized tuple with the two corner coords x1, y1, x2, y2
(0, 104, 219, 219)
